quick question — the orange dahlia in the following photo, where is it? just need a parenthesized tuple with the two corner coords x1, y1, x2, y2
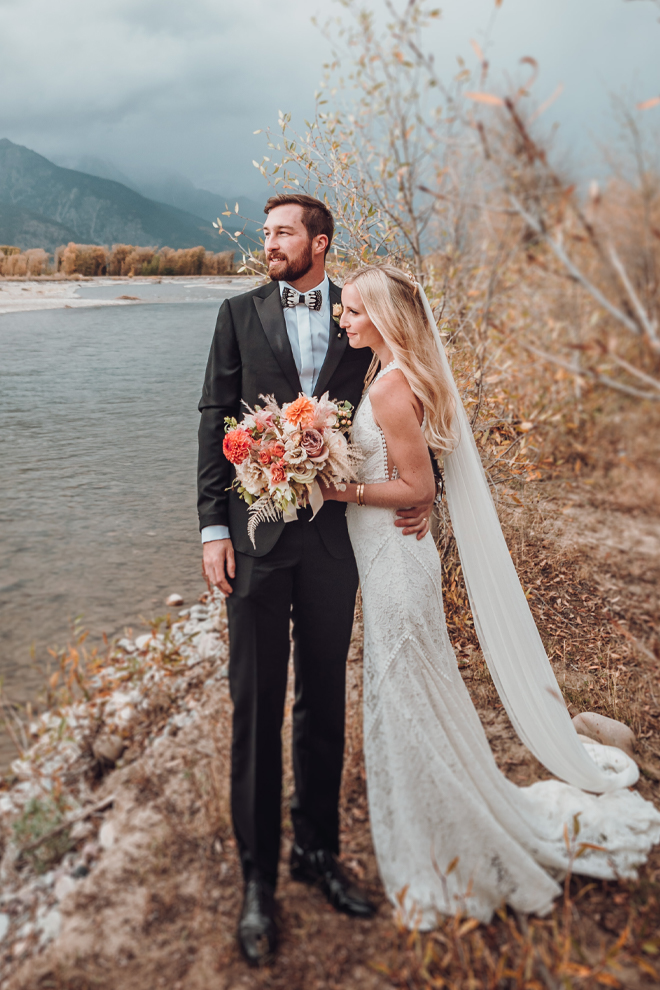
(285, 396, 315, 429)
(223, 429, 253, 464)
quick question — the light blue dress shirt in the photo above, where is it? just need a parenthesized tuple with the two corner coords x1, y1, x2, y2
(202, 276, 331, 543)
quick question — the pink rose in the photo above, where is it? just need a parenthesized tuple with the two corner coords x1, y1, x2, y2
(301, 428, 325, 459)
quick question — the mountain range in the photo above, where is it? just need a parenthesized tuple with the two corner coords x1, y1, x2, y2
(0, 139, 264, 254)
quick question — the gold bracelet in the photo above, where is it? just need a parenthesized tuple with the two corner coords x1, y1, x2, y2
(356, 483, 365, 506)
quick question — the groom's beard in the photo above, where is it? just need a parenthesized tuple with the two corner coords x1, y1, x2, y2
(267, 241, 314, 283)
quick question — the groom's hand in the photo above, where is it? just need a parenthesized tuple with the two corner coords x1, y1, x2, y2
(395, 502, 433, 540)
(202, 538, 235, 596)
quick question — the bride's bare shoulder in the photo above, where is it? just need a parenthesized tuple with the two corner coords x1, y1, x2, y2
(369, 370, 421, 424)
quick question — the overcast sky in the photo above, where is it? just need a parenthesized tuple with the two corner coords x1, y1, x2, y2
(1, 0, 658, 198)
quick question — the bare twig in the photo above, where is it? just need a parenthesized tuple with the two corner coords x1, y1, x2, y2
(608, 243, 660, 350)
(606, 350, 660, 392)
(508, 195, 643, 337)
(19, 793, 116, 856)
(523, 343, 660, 400)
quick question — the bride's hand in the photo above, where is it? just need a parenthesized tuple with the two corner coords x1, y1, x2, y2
(320, 480, 339, 501)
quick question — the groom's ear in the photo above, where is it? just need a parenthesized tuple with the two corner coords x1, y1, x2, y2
(313, 233, 329, 258)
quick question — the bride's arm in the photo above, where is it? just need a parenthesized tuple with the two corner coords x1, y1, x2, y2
(323, 374, 436, 511)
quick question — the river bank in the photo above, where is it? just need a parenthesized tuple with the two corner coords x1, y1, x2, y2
(0, 276, 258, 315)
(1, 483, 659, 989)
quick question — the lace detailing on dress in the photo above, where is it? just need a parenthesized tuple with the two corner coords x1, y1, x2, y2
(347, 389, 660, 929)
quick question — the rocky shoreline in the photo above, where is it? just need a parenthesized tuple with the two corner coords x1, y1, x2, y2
(0, 590, 230, 983)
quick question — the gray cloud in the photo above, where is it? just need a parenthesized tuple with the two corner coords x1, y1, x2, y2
(1, 0, 658, 198)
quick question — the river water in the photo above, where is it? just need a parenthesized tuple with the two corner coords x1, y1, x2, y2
(0, 283, 249, 761)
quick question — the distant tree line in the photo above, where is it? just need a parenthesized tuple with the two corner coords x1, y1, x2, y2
(0, 243, 236, 277)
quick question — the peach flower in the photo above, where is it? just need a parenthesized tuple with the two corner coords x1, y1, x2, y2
(285, 396, 315, 429)
(270, 462, 287, 484)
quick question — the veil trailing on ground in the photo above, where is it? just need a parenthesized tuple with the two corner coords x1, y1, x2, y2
(415, 283, 637, 793)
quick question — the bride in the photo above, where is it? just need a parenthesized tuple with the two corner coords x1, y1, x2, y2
(321, 264, 660, 927)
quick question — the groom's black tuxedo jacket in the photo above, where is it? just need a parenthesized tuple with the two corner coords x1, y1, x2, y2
(198, 278, 372, 558)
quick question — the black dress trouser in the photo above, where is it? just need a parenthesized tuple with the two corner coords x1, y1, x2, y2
(226, 513, 359, 888)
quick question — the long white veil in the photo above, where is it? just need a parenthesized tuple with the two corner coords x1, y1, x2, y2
(416, 283, 638, 793)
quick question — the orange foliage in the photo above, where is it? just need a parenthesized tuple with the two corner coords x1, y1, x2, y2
(0, 247, 51, 276)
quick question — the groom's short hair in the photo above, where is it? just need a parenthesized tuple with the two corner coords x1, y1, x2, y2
(264, 194, 334, 257)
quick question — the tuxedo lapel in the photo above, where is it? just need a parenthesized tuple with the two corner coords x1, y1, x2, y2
(253, 284, 302, 395)
(314, 280, 347, 398)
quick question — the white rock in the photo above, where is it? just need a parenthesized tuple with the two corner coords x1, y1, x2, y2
(99, 821, 115, 850)
(40, 907, 61, 941)
(54, 875, 76, 901)
(166, 593, 184, 607)
(135, 632, 157, 651)
(572, 712, 636, 759)
(195, 632, 222, 661)
(116, 637, 136, 653)
(189, 605, 209, 620)
(0, 913, 9, 942)
(92, 733, 125, 764)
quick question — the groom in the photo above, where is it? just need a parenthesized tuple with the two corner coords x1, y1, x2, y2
(198, 194, 430, 966)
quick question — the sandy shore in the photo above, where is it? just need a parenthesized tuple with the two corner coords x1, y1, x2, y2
(0, 276, 257, 315)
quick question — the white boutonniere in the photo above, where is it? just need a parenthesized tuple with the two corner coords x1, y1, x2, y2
(332, 303, 343, 326)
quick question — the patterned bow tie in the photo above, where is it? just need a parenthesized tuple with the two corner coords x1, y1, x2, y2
(281, 287, 322, 311)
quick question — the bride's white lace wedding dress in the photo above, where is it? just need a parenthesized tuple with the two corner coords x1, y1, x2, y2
(346, 361, 660, 927)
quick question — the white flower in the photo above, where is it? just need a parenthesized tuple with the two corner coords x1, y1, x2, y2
(290, 465, 317, 484)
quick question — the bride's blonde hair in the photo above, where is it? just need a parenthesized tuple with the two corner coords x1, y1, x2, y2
(344, 264, 457, 455)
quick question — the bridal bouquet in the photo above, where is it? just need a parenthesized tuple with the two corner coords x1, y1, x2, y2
(223, 393, 358, 546)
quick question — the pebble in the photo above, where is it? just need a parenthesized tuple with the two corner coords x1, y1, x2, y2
(116, 637, 136, 653)
(572, 711, 636, 759)
(92, 733, 125, 764)
(135, 633, 158, 651)
(166, 593, 184, 606)
(189, 605, 209, 620)
(70, 819, 94, 841)
(99, 821, 115, 850)
(54, 875, 76, 901)
(40, 907, 61, 941)
(0, 913, 9, 941)
(195, 632, 222, 661)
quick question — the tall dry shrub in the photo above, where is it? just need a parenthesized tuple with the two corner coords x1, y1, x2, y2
(24, 249, 51, 276)
(107, 244, 132, 276)
(0, 252, 28, 276)
(59, 243, 107, 277)
(202, 250, 234, 275)
(123, 247, 156, 276)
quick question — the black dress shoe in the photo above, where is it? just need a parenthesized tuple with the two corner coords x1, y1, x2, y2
(290, 844, 375, 918)
(237, 878, 277, 967)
